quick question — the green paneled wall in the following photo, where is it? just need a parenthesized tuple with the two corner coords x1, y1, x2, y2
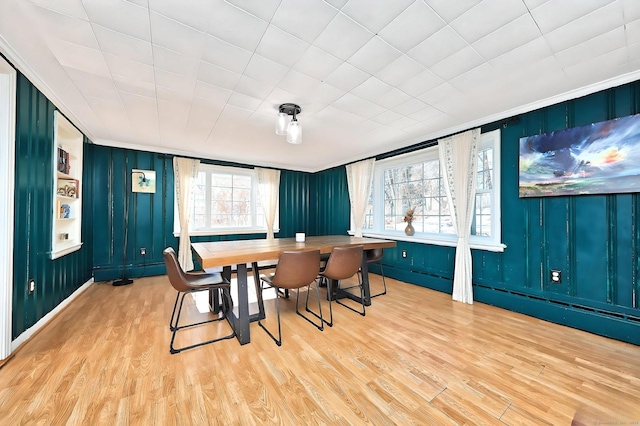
(13, 73, 93, 338)
(91, 150, 314, 281)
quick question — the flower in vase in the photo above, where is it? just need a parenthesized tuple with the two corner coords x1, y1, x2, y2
(403, 208, 414, 224)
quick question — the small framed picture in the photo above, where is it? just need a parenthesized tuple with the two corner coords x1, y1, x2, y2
(132, 169, 156, 193)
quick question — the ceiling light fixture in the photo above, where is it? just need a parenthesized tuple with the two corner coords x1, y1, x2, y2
(275, 103, 302, 144)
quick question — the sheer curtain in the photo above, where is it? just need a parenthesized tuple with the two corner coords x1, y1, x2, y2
(173, 157, 200, 271)
(255, 167, 280, 240)
(345, 158, 375, 238)
(438, 128, 480, 304)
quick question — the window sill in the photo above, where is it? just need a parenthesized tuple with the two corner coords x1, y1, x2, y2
(353, 230, 506, 252)
(174, 228, 280, 238)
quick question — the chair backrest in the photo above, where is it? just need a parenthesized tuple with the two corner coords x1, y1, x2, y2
(163, 247, 191, 293)
(366, 248, 384, 263)
(270, 249, 321, 289)
(322, 245, 363, 281)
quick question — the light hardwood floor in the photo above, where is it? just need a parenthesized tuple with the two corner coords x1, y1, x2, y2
(1, 273, 639, 425)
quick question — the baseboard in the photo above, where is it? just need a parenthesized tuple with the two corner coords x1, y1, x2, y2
(10, 277, 94, 352)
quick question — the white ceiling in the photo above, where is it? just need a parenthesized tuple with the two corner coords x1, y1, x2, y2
(1, 0, 639, 172)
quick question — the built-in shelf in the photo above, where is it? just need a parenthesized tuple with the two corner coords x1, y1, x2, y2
(51, 111, 83, 260)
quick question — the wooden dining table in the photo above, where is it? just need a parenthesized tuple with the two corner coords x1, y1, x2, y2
(191, 235, 396, 345)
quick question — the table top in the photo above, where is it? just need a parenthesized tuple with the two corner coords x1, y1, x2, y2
(192, 235, 396, 268)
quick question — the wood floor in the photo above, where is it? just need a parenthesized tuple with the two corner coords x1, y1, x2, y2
(1, 273, 639, 425)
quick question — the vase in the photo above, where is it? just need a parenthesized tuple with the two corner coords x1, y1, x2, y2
(404, 222, 415, 236)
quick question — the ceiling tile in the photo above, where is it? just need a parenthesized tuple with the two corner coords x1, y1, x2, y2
(376, 55, 425, 87)
(489, 36, 554, 69)
(198, 61, 242, 90)
(206, 1, 269, 51)
(622, 0, 640, 22)
(82, 0, 151, 41)
(313, 13, 373, 61)
(48, 39, 111, 77)
(351, 77, 393, 103)
(390, 115, 420, 130)
(27, 0, 88, 20)
(341, 0, 414, 33)
(393, 98, 429, 116)
(278, 69, 322, 96)
(375, 88, 413, 110)
(225, 0, 280, 22)
(430, 46, 485, 80)
(185, 98, 222, 141)
(104, 53, 155, 85)
(333, 93, 386, 119)
(114, 76, 156, 98)
(378, 1, 446, 52)
(255, 25, 311, 68)
(427, 0, 482, 22)
(530, 0, 615, 33)
(348, 36, 402, 75)
(243, 55, 290, 86)
(64, 68, 120, 101)
(201, 34, 252, 75)
(408, 26, 467, 68)
(418, 83, 463, 106)
(155, 68, 196, 95)
(149, 0, 215, 32)
(408, 105, 445, 122)
(150, 12, 205, 60)
(324, 62, 370, 92)
(271, 0, 338, 43)
(227, 92, 262, 111)
(472, 13, 541, 60)
(152, 45, 200, 78)
(293, 46, 342, 81)
(371, 109, 403, 125)
(27, 3, 98, 49)
(563, 45, 630, 82)
(555, 27, 626, 68)
(305, 83, 346, 105)
(192, 81, 232, 107)
(234, 76, 274, 100)
(92, 24, 153, 65)
(397, 69, 444, 97)
(544, 2, 624, 53)
(448, 62, 494, 92)
(450, 0, 528, 44)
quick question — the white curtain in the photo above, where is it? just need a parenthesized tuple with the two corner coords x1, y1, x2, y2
(345, 158, 375, 238)
(173, 157, 200, 271)
(438, 128, 480, 304)
(255, 167, 280, 240)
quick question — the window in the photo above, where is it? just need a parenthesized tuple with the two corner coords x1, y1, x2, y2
(174, 164, 278, 236)
(362, 129, 504, 252)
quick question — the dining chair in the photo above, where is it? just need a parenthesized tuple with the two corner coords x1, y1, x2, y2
(258, 249, 323, 346)
(163, 247, 236, 354)
(314, 245, 365, 327)
(366, 248, 387, 298)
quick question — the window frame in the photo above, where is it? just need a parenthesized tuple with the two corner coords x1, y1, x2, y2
(173, 164, 279, 237)
(359, 129, 505, 252)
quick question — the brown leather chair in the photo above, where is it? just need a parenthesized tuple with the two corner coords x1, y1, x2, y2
(366, 248, 387, 297)
(317, 245, 365, 327)
(258, 249, 323, 346)
(164, 247, 235, 354)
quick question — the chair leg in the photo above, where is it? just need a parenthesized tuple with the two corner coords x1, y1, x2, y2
(370, 263, 387, 298)
(295, 279, 324, 331)
(169, 291, 180, 331)
(258, 284, 283, 346)
(169, 289, 236, 354)
(335, 273, 366, 316)
(306, 276, 333, 327)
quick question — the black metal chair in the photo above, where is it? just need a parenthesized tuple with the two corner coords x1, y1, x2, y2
(258, 249, 323, 346)
(163, 247, 235, 354)
(366, 248, 387, 297)
(315, 245, 365, 327)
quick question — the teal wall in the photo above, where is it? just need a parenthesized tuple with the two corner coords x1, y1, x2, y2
(90, 150, 316, 281)
(13, 73, 93, 339)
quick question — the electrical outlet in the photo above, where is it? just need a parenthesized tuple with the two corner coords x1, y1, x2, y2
(28, 279, 35, 294)
(402, 250, 407, 258)
(140, 247, 146, 256)
(550, 270, 562, 283)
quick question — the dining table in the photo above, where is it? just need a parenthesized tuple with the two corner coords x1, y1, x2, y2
(191, 235, 396, 345)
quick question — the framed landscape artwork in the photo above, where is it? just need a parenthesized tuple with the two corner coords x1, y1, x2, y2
(519, 113, 640, 197)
